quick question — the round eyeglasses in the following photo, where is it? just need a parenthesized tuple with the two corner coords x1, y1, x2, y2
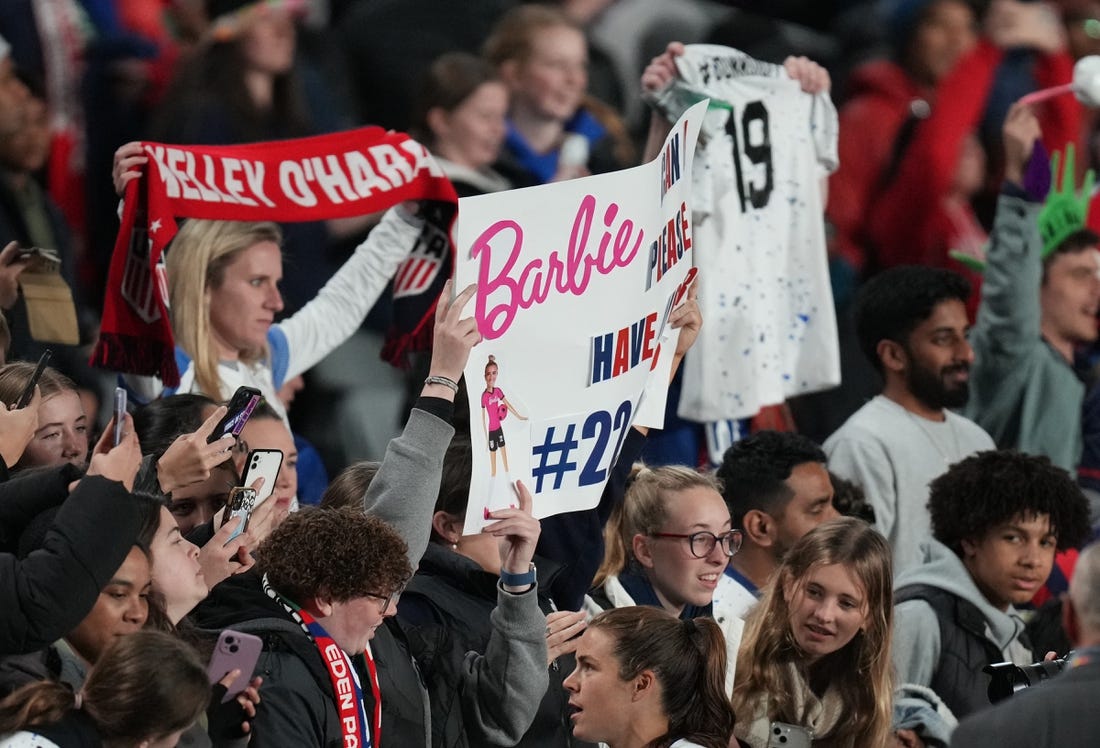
(650, 529, 743, 558)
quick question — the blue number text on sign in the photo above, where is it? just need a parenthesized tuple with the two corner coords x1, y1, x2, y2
(531, 400, 633, 493)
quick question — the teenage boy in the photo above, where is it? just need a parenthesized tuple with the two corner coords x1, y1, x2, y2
(825, 266, 994, 574)
(892, 450, 1090, 719)
(714, 430, 839, 618)
(951, 541, 1100, 747)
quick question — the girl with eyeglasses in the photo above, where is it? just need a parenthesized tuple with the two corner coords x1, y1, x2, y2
(732, 517, 894, 747)
(585, 465, 745, 691)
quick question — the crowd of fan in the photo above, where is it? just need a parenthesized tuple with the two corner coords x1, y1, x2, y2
(3, 0, 1100, 747)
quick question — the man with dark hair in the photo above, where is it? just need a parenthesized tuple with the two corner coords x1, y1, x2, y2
(713, 430, 838, 617)
(963, 102, 1100, 472)
(950, 540, 1100, 747)
(893, 450, 1090, 720)
(825, 265, 994, 573)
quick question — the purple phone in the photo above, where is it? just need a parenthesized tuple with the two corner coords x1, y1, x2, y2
(206, 629, 263, 702)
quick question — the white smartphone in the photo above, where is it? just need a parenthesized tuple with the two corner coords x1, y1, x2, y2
(241, 449, 284, 508)
(767, 722, 813, 748)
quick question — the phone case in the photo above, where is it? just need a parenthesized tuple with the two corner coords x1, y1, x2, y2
(223, 487, 256, 544)
(242, 449, 284, 508)
(767, 722, 813, 748)
(208, 386, 262, 443)
(206, 629, 263, 702)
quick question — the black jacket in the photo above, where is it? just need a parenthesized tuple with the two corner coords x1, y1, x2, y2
(895, 584, 1033, 718)
(190, 571, 349, 748)
(192, 570, 432, 748)
(0, 470, 147, 655)
(399, 544, 594, 748)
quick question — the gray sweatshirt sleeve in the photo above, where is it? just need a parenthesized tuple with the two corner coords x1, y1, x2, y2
(362, 405, 455, 569)
(892, 599, 943, 688)
(972, 195, 1043, 358)
(458, 584, 549, 746)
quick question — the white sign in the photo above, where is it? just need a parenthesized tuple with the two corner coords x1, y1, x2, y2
(455, 102, 707, 533)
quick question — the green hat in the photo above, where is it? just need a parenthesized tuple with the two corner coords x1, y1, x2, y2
(1039, 143, 1094, 258)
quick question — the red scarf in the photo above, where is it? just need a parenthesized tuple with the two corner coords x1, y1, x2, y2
(90, 128, 457, 386)
(298, 606, 376, 748)
(265, 576, 382, 747)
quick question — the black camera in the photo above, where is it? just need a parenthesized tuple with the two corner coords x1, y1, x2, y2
(984, 655, 1070, 703)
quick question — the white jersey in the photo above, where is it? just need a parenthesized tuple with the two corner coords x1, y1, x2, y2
(665, 45, 841, 421)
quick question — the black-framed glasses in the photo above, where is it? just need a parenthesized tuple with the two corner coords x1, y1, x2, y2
(650, 529, 743, 558)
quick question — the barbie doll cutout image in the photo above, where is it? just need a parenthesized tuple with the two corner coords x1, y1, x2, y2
(481, 354, 528, 481)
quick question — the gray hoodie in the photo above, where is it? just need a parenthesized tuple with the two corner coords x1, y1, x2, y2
(893, 539, 1032, 691)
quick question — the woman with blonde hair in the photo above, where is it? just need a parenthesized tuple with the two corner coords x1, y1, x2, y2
(0, 362, 87, 470)
(564, 606, 736, 748)
(120, 201, 419, 421)
(732, 517, 894, 747)
(586, 465, 743, 690)
(0, 630, 210, 747)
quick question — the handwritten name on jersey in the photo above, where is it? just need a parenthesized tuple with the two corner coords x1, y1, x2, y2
(696, 53, 780, 85)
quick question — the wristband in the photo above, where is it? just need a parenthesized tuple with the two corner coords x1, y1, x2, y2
(424, 375, 459, 394)
(500, 563, 537, 588)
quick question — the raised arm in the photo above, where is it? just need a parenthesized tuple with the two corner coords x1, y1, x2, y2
(973, 102, 1044, 356)
(361, 281, 479, 568)
(454, 482, 548, 743)
(0, 427, 145, 654)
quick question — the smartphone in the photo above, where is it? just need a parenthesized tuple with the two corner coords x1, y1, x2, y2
(207, 386, 262, 444)
(14, 349, 51, 408)
(767, 722, 813, 748)
(112, 388, 127, 446)
(222, 486, 256, 545)
(241, 449, 284, 508)
(206, 629, 263, 702)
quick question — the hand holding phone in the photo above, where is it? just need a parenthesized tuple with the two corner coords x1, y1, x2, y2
(207, 386, 262, 444)
(0, 386, 40, 468)
(112, 388, 127, 446)
(206, 629, 263, 703)
(241, 449, 284, 508)
(223, 486, 257, 545)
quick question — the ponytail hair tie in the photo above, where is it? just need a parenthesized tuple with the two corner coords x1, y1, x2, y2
(74, 691, 83, 710)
